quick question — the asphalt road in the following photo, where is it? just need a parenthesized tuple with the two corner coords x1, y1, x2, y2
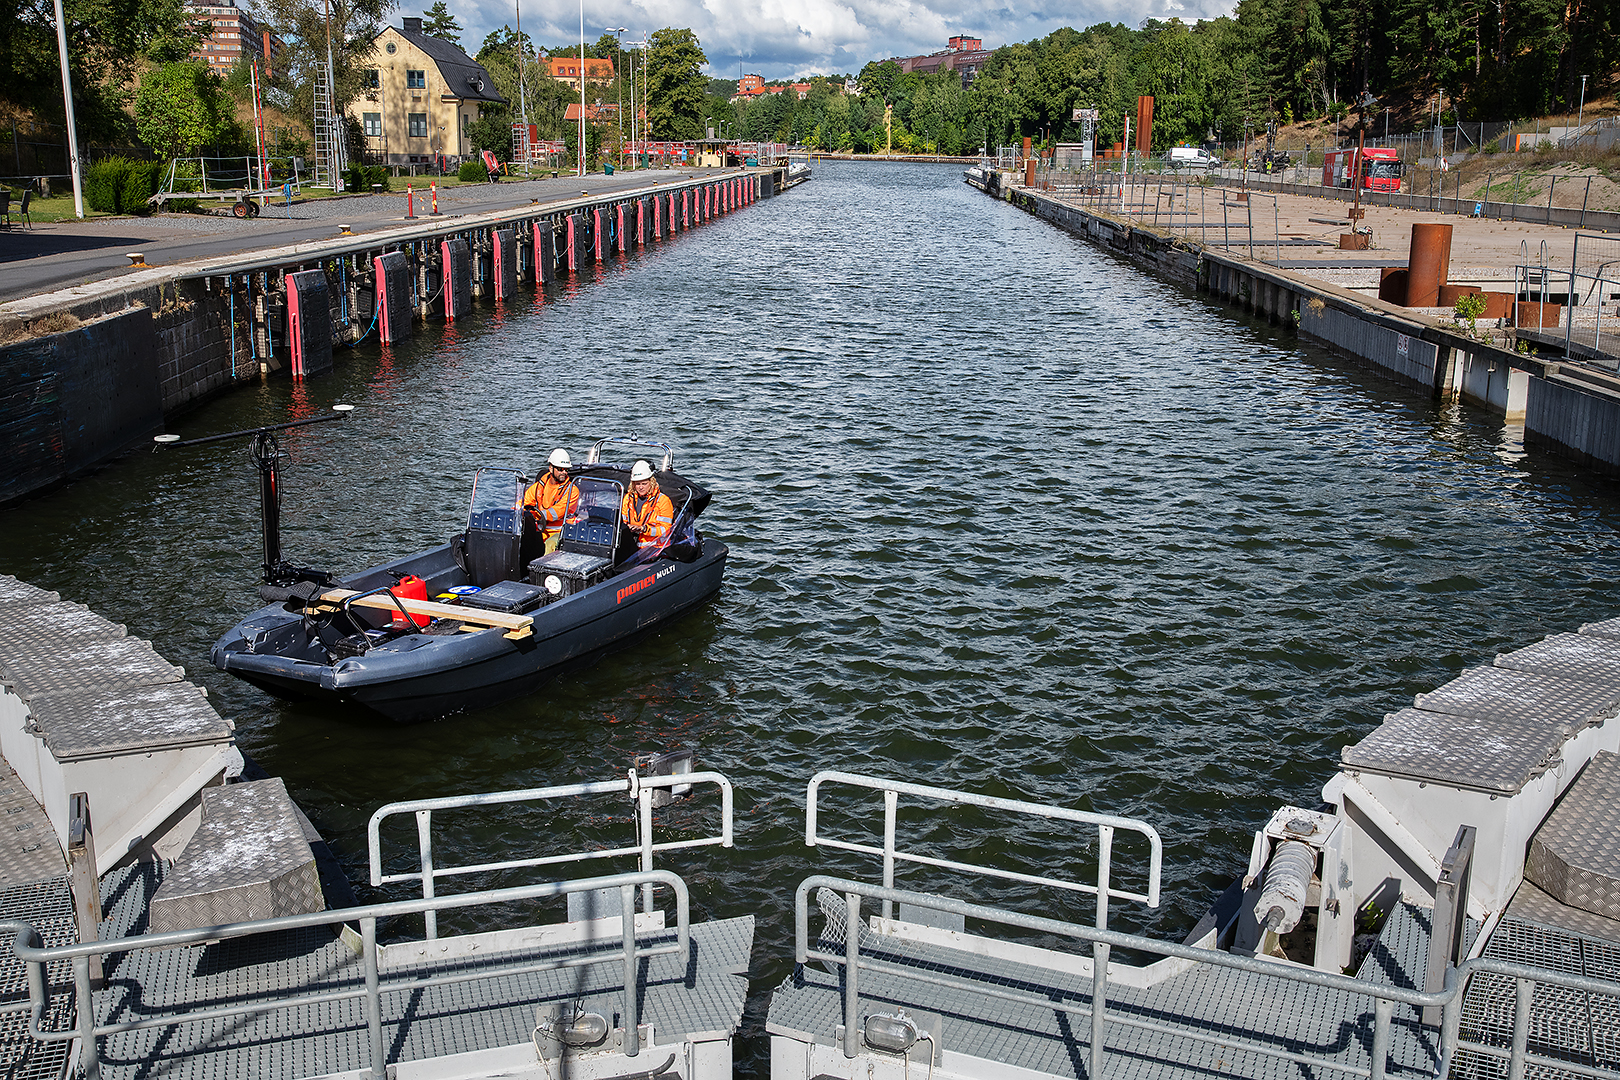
(0, 169, 733, 304)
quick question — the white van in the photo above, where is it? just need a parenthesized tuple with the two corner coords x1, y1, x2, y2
(1167, 146, 1218, 170)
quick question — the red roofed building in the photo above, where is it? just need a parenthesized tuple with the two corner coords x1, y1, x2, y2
(547, 56, 616, 90)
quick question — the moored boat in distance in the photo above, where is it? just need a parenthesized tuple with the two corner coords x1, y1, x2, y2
(784, 158, 813, 189)
(211, 436, 726, 722)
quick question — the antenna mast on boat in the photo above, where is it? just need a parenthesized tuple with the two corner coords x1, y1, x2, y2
(155, 405, 356, 584)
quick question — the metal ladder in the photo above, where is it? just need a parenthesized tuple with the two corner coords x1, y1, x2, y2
(312, 67, 344, 190)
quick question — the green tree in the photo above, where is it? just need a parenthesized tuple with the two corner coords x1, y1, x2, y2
(643, 27, 707, 139)
(135, 60, 238, 158)
(421, 1, 462, 46)
(258, 0, 391, 125)
(0, 0, 205, 140)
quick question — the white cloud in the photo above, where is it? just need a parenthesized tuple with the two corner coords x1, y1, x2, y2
(427, 0, 1236, 81)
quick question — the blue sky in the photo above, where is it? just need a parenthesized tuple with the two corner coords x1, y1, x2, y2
(433, 0, 1236, 82)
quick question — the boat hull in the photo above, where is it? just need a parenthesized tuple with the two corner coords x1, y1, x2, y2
(212, 540, 727, 722)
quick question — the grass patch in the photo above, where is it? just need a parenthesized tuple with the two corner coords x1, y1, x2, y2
(0, 311, 83, 345)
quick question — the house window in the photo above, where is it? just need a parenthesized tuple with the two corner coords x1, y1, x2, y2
(406, 69, 425, 89)
(365, 68, 379, 88)
(363, 112, 381, 137)
(408, 113, 428, 137)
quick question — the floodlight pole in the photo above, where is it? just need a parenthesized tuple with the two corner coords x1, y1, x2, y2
(51, 0, 84, 217)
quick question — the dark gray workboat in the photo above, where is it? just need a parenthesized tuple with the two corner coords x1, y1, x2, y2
(211, 437, 726, 722)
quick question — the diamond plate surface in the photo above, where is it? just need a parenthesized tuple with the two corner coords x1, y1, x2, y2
(0, 759, 65, 889)
(1579, 617, 1620, 642)
(1526, 752, 1620, 921)
(0, 578, 59, 606)
(0, 637, 182, 701)
(26, 682, 231, 761)
(149, 779, 323, 934)
(1497, 633, 1620, 685)
(0, 602, 127, 658)
(1413, 666, 1620, 732)
(1341, 707, 1565, 793)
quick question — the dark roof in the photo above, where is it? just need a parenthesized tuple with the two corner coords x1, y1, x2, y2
(390, 26, 507, 104)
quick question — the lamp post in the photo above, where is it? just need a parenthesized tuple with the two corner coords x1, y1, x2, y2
(576, 0, 585, 175)
(514, 0, 529, 173)
(50, 0, 83, 216)
(1579, 74, 1589, 131)
(607, 27, 626, 167)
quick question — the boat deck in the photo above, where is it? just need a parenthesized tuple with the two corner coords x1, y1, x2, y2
(769, 891, 1462, 1080)
(74, 860, 753, 1078)
(767, 889, 1620, 1080)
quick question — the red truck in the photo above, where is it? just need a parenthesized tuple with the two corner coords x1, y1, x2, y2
(1322, 147, 1404, 192)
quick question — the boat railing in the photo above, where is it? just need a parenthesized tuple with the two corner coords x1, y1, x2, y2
(587, 436, 675, 472)
(368, 769, 733, 939)
(794, 874, 1620, 1080)
(805, 770, 1161, 926)
(8, 868, 688, 1080)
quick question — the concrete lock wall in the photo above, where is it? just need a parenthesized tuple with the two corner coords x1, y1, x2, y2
(0, 307, 162, 505)
(998, 179, 1620, 473)
(0, 172, 786, 505)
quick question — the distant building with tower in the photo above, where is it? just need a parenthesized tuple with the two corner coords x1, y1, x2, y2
(887, 36, 991, 86)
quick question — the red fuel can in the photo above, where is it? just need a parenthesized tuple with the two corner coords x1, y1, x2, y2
(392, 575, 431, 628)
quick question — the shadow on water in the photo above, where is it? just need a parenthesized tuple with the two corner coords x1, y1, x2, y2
(4, 159, 1620, 1076)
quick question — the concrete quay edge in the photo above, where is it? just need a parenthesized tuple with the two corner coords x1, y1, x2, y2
(990, 177, 1620, 473)
(0, 173, 721, 326)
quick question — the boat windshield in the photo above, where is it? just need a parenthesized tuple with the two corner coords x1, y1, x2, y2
(466, 467, 526, 535)
(573, 477, 623, 530)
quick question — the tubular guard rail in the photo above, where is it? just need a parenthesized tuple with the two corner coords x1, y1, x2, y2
(805, 770, 1162, 921)
(794, 875, 1620, 1080)
(8, 870, 689, 1080)
(369, 769, 733, 939)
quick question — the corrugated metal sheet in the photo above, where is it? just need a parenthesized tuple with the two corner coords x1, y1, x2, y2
(1527, 376, 1620, 466)
(1303, 303, 1438, 388)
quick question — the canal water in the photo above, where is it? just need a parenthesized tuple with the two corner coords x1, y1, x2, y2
(5, 160, 1620, 1069)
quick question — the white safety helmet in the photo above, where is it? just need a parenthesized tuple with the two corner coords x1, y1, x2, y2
(548, 448, 572, 469)
(630, 460, 655, 483)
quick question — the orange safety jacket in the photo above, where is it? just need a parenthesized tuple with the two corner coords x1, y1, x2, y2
(523, 473, 579, 536)
(621, 487, 675, 548)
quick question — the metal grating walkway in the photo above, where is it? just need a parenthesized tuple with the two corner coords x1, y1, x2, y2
(1452, 905, 1620, 1079)
(769, 892, 1455, 1080)
(76, 861, 752, 1079)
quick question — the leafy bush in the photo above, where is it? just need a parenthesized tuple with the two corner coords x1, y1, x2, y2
(342, 164, 391, 193)
(1454, 292, 1489, 327)
(120, 161, 165, 215)
(1483, 140, 1500, 154)
(458, 159, 487, 182)
(85, 157, 133, 213)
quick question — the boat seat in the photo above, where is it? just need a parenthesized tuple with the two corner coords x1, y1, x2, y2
(559, 516, 615, 558)
(460, 527, 523, 587)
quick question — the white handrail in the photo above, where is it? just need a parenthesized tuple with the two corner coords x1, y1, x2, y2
(368, 769, 732, 938)
(805, 770, 1162, 924)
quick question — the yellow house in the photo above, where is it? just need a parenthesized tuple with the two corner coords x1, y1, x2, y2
(350, 17, 507, 166)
